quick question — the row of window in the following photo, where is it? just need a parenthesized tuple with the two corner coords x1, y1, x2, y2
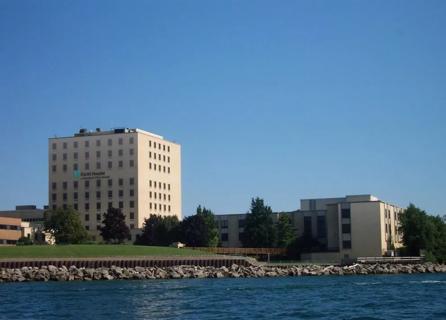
(0, 239, 17, 245)
(52, 202, 171, 213)
(86, 212, 135, 221)
(52, 159, 136, 172)
(52, 148, 136, 162)
(149, 162, 171, 173)
(52, 178, 136, 190)
(52, 137, 171, 152)
(53, 190, 172, 202)
(85, 223, 135, 231)
(149, 180, 171, 190)
(0, 224, 21, 230)
(149, 152, 171, 163)
(52, 137, 135, 150)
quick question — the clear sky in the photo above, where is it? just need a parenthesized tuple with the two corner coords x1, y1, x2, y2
(0, 1, 445, 216)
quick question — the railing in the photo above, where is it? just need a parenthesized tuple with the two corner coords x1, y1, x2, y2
(191, 247, 287, 256)
(357, 256, 425, 264)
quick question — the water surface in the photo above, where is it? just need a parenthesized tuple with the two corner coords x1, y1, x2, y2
(1, 274, 445, 319)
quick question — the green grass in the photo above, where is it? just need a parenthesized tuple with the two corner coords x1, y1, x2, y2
(0, 245, 209, 259)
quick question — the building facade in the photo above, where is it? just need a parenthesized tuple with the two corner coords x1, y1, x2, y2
(0, 216, 29, 245)
(0, 205, 45, 228)
(48, 128, 181, 241)
(214, 195, 404, 261)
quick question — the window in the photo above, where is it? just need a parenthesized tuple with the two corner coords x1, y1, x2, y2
(85, 192, 90, 200)
(221, 233, 228, 241)
(96, 151, 101, 158)
(96, 140, 100, 147)
(342, 240, 352, 249)
(153, 142, 156, 149)
(74, 192, 78, 200)
(317, 216, 327, 238)
(154, 192, 157, 199)
(108, 139, 112, 146)
(342, 224, 351, 234)
(238, 219, 246, 228)
(73, 163, 78, 171)
(52, 193, 57, 201)
(52, 182, 56, 190)
(168, 195, 171, 201)
(85, 214, 90, 221)
(96, 225, 101, 231)
(118, 160, 123, 168)
(163, 145, 166, 151)
(119, 190, 124, 197)
(304, 216, 312, 236)
(167, 146, 170, 152)
(96, 180, 101, 188)
(118, 149, 123, 156)
(150, 203, 153, 209)
(220, 220, 228, 228)
(168, 184, 171, 191)
(149, 141, 152, 147)
(108, 190, 113, 198)
(129, 137, 134, 144)
(119, 178, 123, 186)
(130, 224, 134, 229)
(73, 181, 78, 189)
(341, 209, 351, 219)
(52, 165, 56, 172)
(118, 138, 123, 145)
(85, 225, 90, 231)
(129, 189, 134, 197)
(129, 178, 134, 185)
(52, 154, 57, 161)
(52, 143, 57, 150)
(97, 214, 101, 221)
(96, 162, 101, 169)
(63, 164, 67, 172)
(149, 180, 152, 187)
(158, 143, 161, 150)
(73, 203, 78, 210)
(168, 167, 170, 174)
(63, 142, 67, 149)
(168, 156, 170, 163)
(108, 202, 112, 209)
(149, 191, 153, 198)
(129, 212, 134, 219)
(63, 181, 67, 190)
(108, 179, 112, 187)
(108, 150, 112, 157)
(149, 151, 152, 158)
(85, 140, 89, 147)
(163, 155, 166, 162)
(84, 180, 90, 188)
(108, 161, 112, 169)
(96, 202, 101, 210)
(85, 151, 90, 159)
(158, 154, 161, 160)
(149, 163, 152, 170)
(129, 148, 134, 155)
(130, 201, 134, 208)
(85, 163, 90, 170)
(129, 160, 134, 167)
(74, 141, 78, 148)
(85, 203, 90, 210)
(119, 201, 123, 209)
(168, 205, 171, 212)
(96, 191, 101, 199)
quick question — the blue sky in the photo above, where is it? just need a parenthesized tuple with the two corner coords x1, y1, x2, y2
(0, 1, 445, 216)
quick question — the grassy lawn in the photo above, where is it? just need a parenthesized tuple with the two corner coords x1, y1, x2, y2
(0, 245, 208, 259)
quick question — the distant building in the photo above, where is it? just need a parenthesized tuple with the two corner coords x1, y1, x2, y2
(0, 216, 31, 245)
(214, 195, 404, 262)
(48, 128, 182, 241)
(0, 205, 45, 228)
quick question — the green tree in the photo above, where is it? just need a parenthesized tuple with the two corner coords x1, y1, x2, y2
(241, 198, 276, 247)
(100, 207, 130, 244)
(276, 214, 296, 248)
(44, 207, 89, 244)
(135, 214, 180, 246)
(180, 205, 219, 247)
(400, 204, 446, 262)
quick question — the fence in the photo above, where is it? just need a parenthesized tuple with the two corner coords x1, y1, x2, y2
(191, 247, 287, 256)
(357, 256, 425, 264)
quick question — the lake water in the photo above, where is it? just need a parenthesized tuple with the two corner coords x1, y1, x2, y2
(1, 273, 445, 319)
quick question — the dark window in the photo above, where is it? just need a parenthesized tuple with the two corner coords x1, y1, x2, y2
(108, 161, 112, 169)
(129, 178, 134, 185)
(73, 203, 78, 210)
(52, 182, 57, 190)
(52, 154, 57, 161)
(129, 189, 134, 197)
(85, 140, 89, 148)
(119, 201, 123, 209)
(96, 214, 101, 221)
(119, 190, 123, 197)
(129, 137, 134, 144)
(96, 140, 101, 147)
(63, 164, 67, 172)
(74, 141, 78, 148)
(85, 192, 89, 199)
(85, 203, 90, 210)
(130, 224, 134, 229)
(96, 162, 101, 169)
(96, 150, 101, 158)
(220, 220, 228, 228)
(73, 163, 78, 170)
(63, 193, 67, 201)
(73, 181, 78, 189)
(96, 180, 101, 188)
(62, 182, 67, 190)
(96, 202, 101, 210)
(341, 209, 351, 219)
(317, 216, 326, 238)
(63, 153, 67, 161)
(130, 201, 134, 208)
(52, 165, 56, 172)
(342, 224, 351, 234)
(221, 233, 228, 241)
(85, 163, 90, 170)
(108, 202, 112, 209)
(118, 138, 123, 145)
(108, 179, 112, 187)
(118, 160, 123, 168)
(85, 225, 89, 231)
(52, 193, 57, 201)
(342, 240, 352, 249)
(96, 191, 101, 199)
(129, 160, 134, 167)
(108, 139, 112, 146)
(238, 219, 246, 228)
(304, 216, 312, 236)
(85, 214, 90, 221)
(74, 192, 78, 200)
(119, 178, 123, 186)
(85, 151, 89, 159)
(238, 232, 244, 241)
(52, 142, 57, 150)
(129, 212, 134, 219)
(63, 142, 67, 149)
(84, 180, 90, 188)
(74, 152, 78, 160)
(108, 190, 112, 198)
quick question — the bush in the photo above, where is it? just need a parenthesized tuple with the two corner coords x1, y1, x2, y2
(16, 236, 33, 246)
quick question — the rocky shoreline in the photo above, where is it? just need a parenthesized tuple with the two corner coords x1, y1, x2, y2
(1, 263, 445, 283)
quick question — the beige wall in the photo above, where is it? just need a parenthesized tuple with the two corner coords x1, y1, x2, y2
(0, 216, 22, 244)
(48, 128, 181, 240)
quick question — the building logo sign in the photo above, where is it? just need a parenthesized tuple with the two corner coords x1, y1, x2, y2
(73, 171, 109, 180)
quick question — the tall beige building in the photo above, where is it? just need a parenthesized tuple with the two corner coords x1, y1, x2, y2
(48, 128, 181, 241)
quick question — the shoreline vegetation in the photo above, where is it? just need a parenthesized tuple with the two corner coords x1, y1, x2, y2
(1, 263, 445, 283)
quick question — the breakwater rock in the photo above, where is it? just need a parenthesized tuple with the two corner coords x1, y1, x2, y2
(1, 263, 445, 283)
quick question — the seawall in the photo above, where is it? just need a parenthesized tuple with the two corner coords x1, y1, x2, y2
(1, 262, 445, 283)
